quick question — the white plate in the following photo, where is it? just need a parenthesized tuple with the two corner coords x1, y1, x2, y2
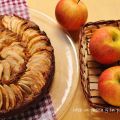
(29, 8, 79, 120)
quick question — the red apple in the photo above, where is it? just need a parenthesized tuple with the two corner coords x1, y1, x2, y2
(99, 66, 120, 106)
(89, 26, 120, 64)
(55, 0, 88, 31)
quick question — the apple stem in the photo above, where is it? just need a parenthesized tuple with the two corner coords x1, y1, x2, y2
(77, 0, 80, 4)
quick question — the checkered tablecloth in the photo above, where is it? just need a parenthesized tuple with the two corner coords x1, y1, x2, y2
(0, 0, 29, 19)
(0, 0, 56, 120)
(7, 94, 56, 120)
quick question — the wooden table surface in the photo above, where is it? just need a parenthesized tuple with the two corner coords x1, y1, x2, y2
(27, 0, 120, 120)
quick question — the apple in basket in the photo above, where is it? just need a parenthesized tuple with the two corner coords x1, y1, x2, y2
(99, 66, 120, 106)
(89, 26, 120, 64)
(55, 0, 88, 31)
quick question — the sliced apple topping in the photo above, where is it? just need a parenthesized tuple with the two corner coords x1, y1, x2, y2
(10, 16, 26, 33)
(28, 35, 47, 49)
(2, 15, 26, 34)
(18, 82, 32, 95)
(26, 70, 45, 87)
(6, 57, 20, 72)
(28, 52, 42, 62)
(35, 71, 46, 86)
(0, 15, 54, 114)
(29, 41, 51, 55)
(0, 85, 9, 110)
(16, 21, 27, 35)
(0, 63, 3, 80)
(27, 53, 42, 66)
(3, 85, 16, 109)
(2, 15, 12, 29)
(0, 30, 17, 50)
(27, 58, 41, 68)
(10, 84, 23, 103)
(2, 60, 11, 83)
(27, 56, 51, 70)
(29, 51, 52, 62)
(33, 63, 49, 76)
(19, 79, 33, 86)
(17, 85, 27, 96)
(22, 28, 40, 43)
(10, 42, 25, 58)
(19, 79, 40, 94)
(20, 76, 41, 90)
(18, 20, 39, 37)
(1, 50, 24, 64)
(27, 60, 51, 77)
(2, 15, 40, 35)
(23, 71, 42, 87)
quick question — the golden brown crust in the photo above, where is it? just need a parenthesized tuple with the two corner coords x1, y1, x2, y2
(0, 15, 55, 117)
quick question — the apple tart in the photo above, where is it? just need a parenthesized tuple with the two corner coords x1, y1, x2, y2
(0, 15, 55, 117)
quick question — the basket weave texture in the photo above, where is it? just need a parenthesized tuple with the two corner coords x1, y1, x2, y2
(79, 20, 120, 112)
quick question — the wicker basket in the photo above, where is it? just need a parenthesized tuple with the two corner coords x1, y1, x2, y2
(79, 20, 120, 112)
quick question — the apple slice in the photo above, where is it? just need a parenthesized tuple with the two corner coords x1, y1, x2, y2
(27, 57, 40, 68)
(28, 36, 42, 49)
(18, 20, 39, 37)
(19, 79, 33, 86)
(21, 75, 41, 88)
(0, 85, 9, 110)
(19, 79, 40, 94)
(10, 42, 25, 57)
(33, 64, 49, 77)
(36, 71, 46, 86)
(27, 55, 42, 68)
(12, 17, 26, 35)
(24, 71, 44, 87)
(27, 52, 50, 63)
(6, 57, 20, 72)
(28, 52, 41, 61)
(1, 50, 24, 64)
(17, 85, 27, 97)
(28, 51, 49, 61)
(2, 60, 11, 83)
(0, 30, 16, 50)
(0, 88, 3, 110)
(0, 63, 3, 80)
(29, 42, 44, 54)
(28, 36, 47, 49)
(29, 41, 52, 55)
(10, 42, 23, 48)
(10, 16, 22, 32)
(22, 29, 40, 43)
(3, 85, 16, 109)
(10, 84, 23, 103)
(19, 78, 38, 88)
(18, 82, 32, 95)
(2, 15, 12, 29)
(0, 47, 11, 57)
(27, 56, 51, 70)
(8, 15, 18, 29)
(28, 70, 45, 87)
(30, 51, 51, 63)
(22, 72, 42, 94)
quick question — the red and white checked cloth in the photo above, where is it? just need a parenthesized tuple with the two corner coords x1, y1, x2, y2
(7, 94, 56, 120)
(0, 0, 29, 19)
(0, 0, 56, 120)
